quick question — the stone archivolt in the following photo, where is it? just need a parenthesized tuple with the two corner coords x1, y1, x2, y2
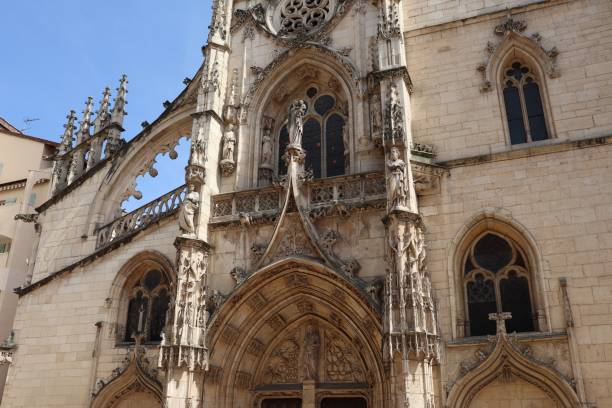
(447, 326, 581, 408)
(91, 342, 163, 408)
(205, 261, 385, 408)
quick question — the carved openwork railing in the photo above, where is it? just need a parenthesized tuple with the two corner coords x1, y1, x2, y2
(210, 172, 387, 225)
(96, 184, 187, 248)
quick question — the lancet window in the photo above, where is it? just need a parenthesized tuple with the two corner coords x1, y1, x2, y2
(277, 87, 347, 178)
(463, 232, 535, 336)
(124, 269, 170, 343)
(502, 60, 550, 145)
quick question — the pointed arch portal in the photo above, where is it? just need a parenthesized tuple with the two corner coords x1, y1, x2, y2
(205, 258, 385, 408)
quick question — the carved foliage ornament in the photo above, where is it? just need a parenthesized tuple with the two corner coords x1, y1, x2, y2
(478, 16, 560, 92)
(261, 323, 366, 385)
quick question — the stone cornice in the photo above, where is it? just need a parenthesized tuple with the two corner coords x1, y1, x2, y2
(437, 134, 612, 168)
(15, 209, 179, 297)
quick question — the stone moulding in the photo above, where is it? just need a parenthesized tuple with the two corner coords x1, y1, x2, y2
(91, 342, 163, 408)
(231, 0, 360, 48)
(477, 16, 560, 93)
(446, 330, 581, 408)
(243, 42, 360, 115)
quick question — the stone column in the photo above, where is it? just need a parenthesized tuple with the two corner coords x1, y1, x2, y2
(302, 380, 316, 408)
(159, 0, 233, 405)
(374, 0, 440, 404)
(159, 238, 212, 408)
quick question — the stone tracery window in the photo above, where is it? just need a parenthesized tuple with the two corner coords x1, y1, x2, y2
(502, 60, 550, 145)
(277, 0, 332, 35)
(277, 87, 347, 178)
(463, 233, 535, 336)
(124, 269, 170, 343)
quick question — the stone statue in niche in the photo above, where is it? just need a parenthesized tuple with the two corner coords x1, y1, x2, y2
(222, 125, 236, 161)
(260, 126, 273, 167)
(342, 123, 350, 158)
(303, 324, 321, 381)
(370, 93, 382, 142)
(387, 146, 408, 209)
(288, 99, 307, 147)
(179, 184, 199, 235)
(190, 139, 206, 167)
(220, 124, 237, 176)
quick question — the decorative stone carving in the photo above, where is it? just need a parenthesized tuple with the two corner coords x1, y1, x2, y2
(210, 0, 227, 41)
(247, 338, 266, 356)
(494, 16, 526, 36)
(340, 258, 361, 276)
(93, 335, 162, 406)
(267, 314, 287, 331)
(303, 324, 321, 381)
(159, 238, 211, 372)
(278, 0, 331, 37)
(264, 335, 300, 383)
(325, 333, 365, 382)
(288, 99, 307, 148)
(387, 146, 408, 209)
(260, 123, 274, 167)
(230, 266, 248, 286)
(365, 278, 384, 304)
(385, 83, 405, 145)
(261, 323, 368, 387)
(220, 124, 237, 176)
(190, 138, 206, 168)
(179, 184, 199, 236)
(377, 3, 401, 40)
(205, 289, 226, 317)
(370, 91, 383, 143)
(478, 16, 560, 92)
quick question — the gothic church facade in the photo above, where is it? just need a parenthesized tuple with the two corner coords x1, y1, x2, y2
(3, 0, 612, 406)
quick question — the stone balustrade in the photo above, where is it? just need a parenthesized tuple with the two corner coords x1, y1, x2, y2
(96, 184, 187, 248)
(210, 172, 387, 225)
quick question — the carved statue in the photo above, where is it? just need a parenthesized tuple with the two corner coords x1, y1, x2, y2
(190, 139, 205, 166)
(387, 146, 408, 208)
(179, 184, 199, 235)
(303, 325, 321, 381)
(342, 123, 349, 157)
(371, 93, 382, 137)
(260, 127, 273, 167)
(287, 99, 307, 147)
(221, 125, 236, 161)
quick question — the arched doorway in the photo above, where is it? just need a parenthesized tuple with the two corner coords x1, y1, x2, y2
(205, 259, 385, 408)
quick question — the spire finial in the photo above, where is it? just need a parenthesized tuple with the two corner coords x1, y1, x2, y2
(76, 97, 94, 144)
(59, 110, 77, 154)
(111, 74, 128, 125)
(93, 87, 111, 133)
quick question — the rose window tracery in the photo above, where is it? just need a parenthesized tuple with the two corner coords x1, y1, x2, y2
(278, 0, 332, 35)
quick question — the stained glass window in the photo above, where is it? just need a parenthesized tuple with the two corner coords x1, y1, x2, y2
(502, 61, 550, 144)
(124, 269, 170, 343)
(276, 90, 347, 178)
(463, 233, 535, 336)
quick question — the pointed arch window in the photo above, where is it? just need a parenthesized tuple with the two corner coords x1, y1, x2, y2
(277, 87, 347, 178)
(502, 61, 550, 145)
(463, 233, 536, 336)
(124, 269, 170, 343)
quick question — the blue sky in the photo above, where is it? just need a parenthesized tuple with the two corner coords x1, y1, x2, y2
(0, 1, 212, 211)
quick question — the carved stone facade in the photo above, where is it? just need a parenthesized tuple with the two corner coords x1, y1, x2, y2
(4, 0, 612, 408)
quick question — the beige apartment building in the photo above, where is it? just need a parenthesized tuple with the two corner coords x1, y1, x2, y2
(0, 118, 57, 399)
(2, 0, 612, 406)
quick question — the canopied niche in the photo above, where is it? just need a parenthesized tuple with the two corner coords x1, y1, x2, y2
(204, 259, 384, 408)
